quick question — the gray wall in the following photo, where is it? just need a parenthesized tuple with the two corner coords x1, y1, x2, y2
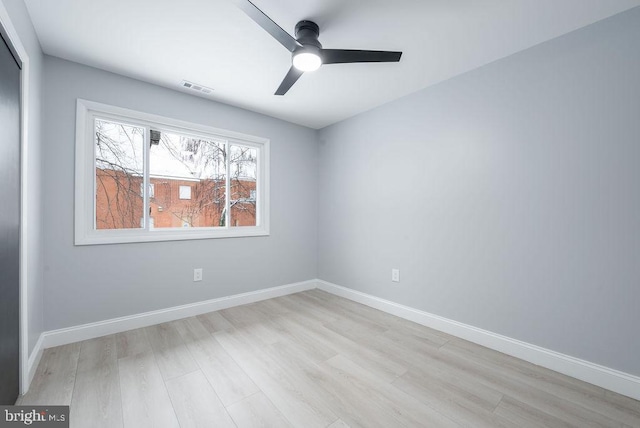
(42, 56, 318, 330)
(318, 8, 640, 376)
(1, 0, 44, 356)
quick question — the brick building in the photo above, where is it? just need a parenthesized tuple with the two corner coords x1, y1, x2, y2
(95, 168, 256, 230)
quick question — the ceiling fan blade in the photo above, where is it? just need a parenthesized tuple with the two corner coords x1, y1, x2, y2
(233, 0, 301, 52)
(322, 49, 402, 64)
(275, 66, 304, 95)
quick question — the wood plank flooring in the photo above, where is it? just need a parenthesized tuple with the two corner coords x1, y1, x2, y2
(18, 290, 640, 427)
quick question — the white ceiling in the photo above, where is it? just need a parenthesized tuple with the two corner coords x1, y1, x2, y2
(24, 0, 640, 129)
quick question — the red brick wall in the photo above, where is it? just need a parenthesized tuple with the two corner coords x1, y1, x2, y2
(95, 169, 143, 229)
(95, 168, 256, 229)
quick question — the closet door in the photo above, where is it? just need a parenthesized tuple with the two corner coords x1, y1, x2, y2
(0, 31, 21, 404)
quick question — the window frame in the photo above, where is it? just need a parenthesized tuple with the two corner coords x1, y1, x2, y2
(75, 99, 270, 245)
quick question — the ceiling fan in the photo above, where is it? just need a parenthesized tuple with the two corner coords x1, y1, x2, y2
(233, 0, 403, 95)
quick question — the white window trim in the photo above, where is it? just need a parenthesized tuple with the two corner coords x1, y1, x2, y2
(75, 99, 270, 245)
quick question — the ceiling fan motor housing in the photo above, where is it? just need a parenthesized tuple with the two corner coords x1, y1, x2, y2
(294, 20, 322, 58)
(295, 21, 321, 46)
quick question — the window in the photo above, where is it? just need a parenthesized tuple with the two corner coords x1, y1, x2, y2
(179, 185, 191, 200)
(141, 183, 155, 198)
(75, 99, 269, 245)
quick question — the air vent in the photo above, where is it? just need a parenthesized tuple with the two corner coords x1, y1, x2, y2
(180, 80, 214, 95)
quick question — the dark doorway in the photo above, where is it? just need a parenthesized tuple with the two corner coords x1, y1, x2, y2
(0, 29, 21, 404)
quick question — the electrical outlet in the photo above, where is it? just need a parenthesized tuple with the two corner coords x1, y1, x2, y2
(392, 268, 400, 282)
(193, 268, 203, 282)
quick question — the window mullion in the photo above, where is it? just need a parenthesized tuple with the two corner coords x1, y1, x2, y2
(143, 125, 151, 231)
(255, 147, 261, 227)
(225, 141, 231, 228)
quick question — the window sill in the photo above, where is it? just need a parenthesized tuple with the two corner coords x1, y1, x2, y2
(75, 226, 269, 246)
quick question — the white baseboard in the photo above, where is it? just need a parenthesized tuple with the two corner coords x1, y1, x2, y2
(41, 279, 316, 349)
(316, 279, 640, 401)
(31, 277, 639, 402)
(24, 333, 45, 393)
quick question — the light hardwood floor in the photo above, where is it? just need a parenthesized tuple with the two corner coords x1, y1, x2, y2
(18, 290, 640, 427)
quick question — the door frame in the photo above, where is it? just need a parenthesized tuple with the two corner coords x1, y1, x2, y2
(0, 1, 32, 395)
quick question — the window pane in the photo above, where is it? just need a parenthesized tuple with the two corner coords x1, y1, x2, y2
(230, 145, 257, 227)
(149, 131, 226, 228)
(95, 119, 144, 229)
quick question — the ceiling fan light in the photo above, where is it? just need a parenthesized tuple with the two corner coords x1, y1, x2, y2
(293, 52, 322, 72)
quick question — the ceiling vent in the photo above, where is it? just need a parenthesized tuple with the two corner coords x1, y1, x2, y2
(180, 80, 214, 95)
